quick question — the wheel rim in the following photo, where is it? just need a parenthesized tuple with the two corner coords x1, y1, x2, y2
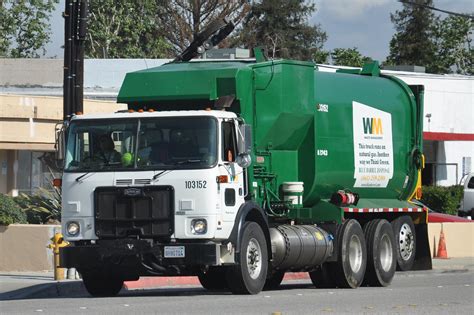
(349, 234, 363, 273)
(247, 238, 262, 280)
(379, 233, 393, 272)
(399, 223, 414, 260)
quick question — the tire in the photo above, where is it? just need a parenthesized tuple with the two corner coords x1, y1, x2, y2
(226, 222, 268, 294)
(198, 267, 228, 291)
(309, 263, 337, 288)
(332, 219, 367, 288)
(82, 274, 123, 297)
(363, 219, 396, 287)
(391, 216, 416, 271)
(264, 271, 285, 290)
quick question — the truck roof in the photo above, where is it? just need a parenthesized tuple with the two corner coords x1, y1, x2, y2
(70, 109, 238, 121)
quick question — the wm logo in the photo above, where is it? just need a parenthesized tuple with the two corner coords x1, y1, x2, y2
(363, 117, 383, 135)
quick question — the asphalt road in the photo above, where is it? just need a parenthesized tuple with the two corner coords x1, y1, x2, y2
(1, 269, 473, 314)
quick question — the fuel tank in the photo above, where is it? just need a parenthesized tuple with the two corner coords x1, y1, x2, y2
(270, 225, 333, 270)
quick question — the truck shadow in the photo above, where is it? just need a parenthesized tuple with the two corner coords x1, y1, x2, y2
(1, 281, 317, 300)
(121, 282, 316, 298)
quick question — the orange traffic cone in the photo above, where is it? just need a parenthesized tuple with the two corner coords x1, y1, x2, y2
(435, 225, 448, 259)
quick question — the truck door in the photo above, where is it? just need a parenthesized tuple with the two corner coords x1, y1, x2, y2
(219, 120, 244, 223)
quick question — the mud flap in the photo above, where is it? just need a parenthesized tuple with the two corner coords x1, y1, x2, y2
(412, 223, 432, 270)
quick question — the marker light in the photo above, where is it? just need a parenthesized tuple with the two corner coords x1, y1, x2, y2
(52, 178, 62, 188)
(217, 175, 228, 183)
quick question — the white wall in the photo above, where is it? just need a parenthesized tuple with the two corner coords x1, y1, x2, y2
(389, 72, 473, 186)
(387, 72, 474, 135)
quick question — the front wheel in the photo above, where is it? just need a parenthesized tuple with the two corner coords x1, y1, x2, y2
(391, 216, 416, 271)
(198, 267, 228, 291)
(226, 222, 268, 294)
(82, 274, 123, 297)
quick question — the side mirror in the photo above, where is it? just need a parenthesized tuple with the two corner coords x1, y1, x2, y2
(237, 124, 252, 154)
(55, 123, 66, 170)
(236, 153, 252, 168)
(236, 124, 252, 168)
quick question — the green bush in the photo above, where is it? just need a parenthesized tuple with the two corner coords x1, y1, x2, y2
(0, 194, 27, 225)
(14, 187, 61, 224)
(421, 185, 463, 215)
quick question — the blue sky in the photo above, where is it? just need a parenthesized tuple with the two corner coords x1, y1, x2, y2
(312, 0, 473, 62)
(45, 0, 473, 62)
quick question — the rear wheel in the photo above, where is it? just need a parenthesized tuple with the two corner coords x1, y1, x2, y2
(309, 263, 337, 288)
(332, 219, 367, 288)
(82, 274, 123, 297)
(363, 219, 396, 286)
(391, 216, 416, 271)
(264, 271, 285, 290)
(198, 267, 228, 291)
(226, 222, 268, 294)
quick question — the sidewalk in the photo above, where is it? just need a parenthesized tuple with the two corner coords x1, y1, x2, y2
(1, 257, 473, 300)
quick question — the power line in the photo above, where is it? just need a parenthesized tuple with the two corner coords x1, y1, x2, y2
(398, 0, 474, 20)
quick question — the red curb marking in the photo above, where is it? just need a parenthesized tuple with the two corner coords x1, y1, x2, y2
(124, 273, 310, 289)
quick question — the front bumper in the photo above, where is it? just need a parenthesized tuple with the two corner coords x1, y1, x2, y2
(60, 239, 220, 277)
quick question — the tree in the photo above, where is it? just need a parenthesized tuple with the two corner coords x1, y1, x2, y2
(433, 16, 473, 75)
(331, 48, 373, 67)
(387, 0, 438, 72)
(0, 0, 58, 58)
(313, 50, 330, 64)
(155, 0, 249, 55)
(86, 0, 170, 58)
(234, 0, 326, 61)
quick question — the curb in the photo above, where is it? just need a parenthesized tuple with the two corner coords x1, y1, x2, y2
(0, 281, 86, 301)
(124, 272, 310, 290)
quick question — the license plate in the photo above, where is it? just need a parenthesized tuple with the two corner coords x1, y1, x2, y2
(164, 246, 185, 258)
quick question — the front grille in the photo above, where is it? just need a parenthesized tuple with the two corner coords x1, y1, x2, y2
(94, 186, 174, 238)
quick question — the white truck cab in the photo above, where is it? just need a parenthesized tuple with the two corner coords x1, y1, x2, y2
(61, 110, 252, 274)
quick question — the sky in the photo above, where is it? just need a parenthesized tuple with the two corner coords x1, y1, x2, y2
(45, 0, 474, 62)
(312, 0, 473, 62)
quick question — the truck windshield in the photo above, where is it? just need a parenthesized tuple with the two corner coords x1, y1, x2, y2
(64, 116, 217, 172)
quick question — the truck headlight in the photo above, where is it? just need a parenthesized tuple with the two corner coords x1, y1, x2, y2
(191, 219, 207, 234)
(66, 221, 80, 236)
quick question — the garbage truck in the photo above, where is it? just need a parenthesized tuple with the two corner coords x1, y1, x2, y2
(57, 14, 431, 297)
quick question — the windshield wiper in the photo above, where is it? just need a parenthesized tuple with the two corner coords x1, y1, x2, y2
(76, 171, 92, 182)
(151, 170, 172, 182)
(174, 159, 203, 165)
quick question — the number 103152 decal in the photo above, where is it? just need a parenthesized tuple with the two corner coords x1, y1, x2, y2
(185, 180, 207, 189)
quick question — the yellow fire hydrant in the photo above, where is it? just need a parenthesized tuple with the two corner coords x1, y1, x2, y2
(47, 232, 69, 280)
